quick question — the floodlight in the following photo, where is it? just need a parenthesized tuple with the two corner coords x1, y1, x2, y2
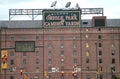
(51, 1, 57, 7)
(65, 1, 71, 8)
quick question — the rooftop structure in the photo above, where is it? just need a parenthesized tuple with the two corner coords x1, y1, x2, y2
(0, 19, 120, 28)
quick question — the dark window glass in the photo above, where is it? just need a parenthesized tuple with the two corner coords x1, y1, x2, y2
(23, 59, 27, 64)
(86, 58, 89, 63)
(111, 66, 115, 72)
(36, 59, 39, 64)
(48, 51, 52, 57)
(87, 75, 90, 79)
(10, 76, 14, 79)
(112, 59, 115, 64)
(10, 60, 14, 65)
(23, 52, 27, 56)
(99, 50, 102, 56)
(99, 43, 102, 47)
(95, 19, 105, 27)
(10, 51, 14, 56)
(98, 35, 102, 39)
(112, 50, 115, 55)
(83, 22, 88, 25)
(73, 58, 77, 64)
(48, 67, 52, 72)
(48, 59, 52, 64)
(98, 28, 101, 31)
(99, 59, 102, 64)
(60, 51, 64, 56)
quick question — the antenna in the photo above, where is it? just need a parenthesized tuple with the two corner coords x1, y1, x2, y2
(51, 1, 57, 7)
(65, 1, 71, 8)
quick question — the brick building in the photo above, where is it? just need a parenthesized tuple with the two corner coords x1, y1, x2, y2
(0, 16, 120, 79)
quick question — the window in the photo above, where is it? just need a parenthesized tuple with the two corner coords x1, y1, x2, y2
(85, 35, 88, 39)
(111, 44, 114, 47)
(49, 75, 52, 79)
(73, 58, 77, 64)
(10, 67, 16, 72)
(36, 35, 39, 40)
(36, 67, 39, 73)
(61, 66, 64, 71)
(73, 43, 77, 48)
(87, 75, 90, 79)
(100, 75, 103, 79)
(48, 44, 52, 48)
(36, 51, 39, 56)
(10, 36, 14, 40)
(86, 58, 89, 63)
(99, 43, 102, 47)
(99, 59, 102, 64)
(48, 67, 52, 72)
(98, 35, 102, 39)
(10, 76, 14, 79)
(60, 51, 64, 56)
(99, 50, 102, 56)
(34, 75, 39, 79)
(36, 59, 39, 64)
(111, 66, 115, 72)
(98, 28, 101, 31)
(73, 50, 77, 57)
(86, 29, 89, 31)
(112, 59, 115, 64)
(10, 60, 14, 65)
(86, 66, 90, 70)
(48, 59, 52, 64)
(10, 51, 14, 56)
(95, 19, 105, 27)
(23, 52, 27, 56)
(48, 51, 52, 57)
(61, 58, 64, 64)
(86, 43, 89, 48)
(60, 43, 64, 48)
(86, 50, 89, 57)
(111, 50, 115, 55)
(83, 22, 88, 25)
(73, 35, 77, 40)
(98, 65, 102, 72)
(23, 59, 27, 64)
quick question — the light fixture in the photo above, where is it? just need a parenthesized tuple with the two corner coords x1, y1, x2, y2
(65, 1, 71, 8)
(51, 1, 57, 7)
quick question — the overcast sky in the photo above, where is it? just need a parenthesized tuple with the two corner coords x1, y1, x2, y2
(0, 0, 120, 20)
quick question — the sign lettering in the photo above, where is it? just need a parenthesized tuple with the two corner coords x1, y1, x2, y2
(43, 10, 81, 26)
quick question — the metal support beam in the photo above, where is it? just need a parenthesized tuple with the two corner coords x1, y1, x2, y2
(9, 8, 103, 20)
